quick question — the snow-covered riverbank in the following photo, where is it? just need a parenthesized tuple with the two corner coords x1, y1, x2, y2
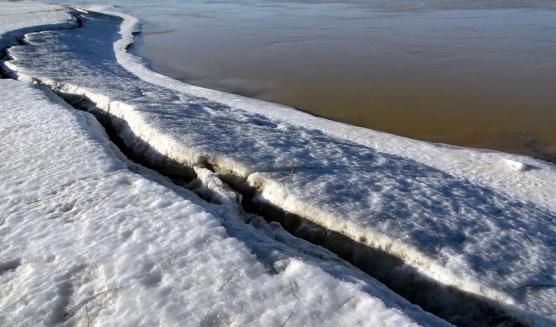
(1, 2, 555, 326)
(1, 76, 454, 326)
(0, 4, 454, 326)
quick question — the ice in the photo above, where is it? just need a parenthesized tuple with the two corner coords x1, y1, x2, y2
(2, 1, 556, 325)
(0, 1, 75, 50)
(0, 4, 453, 326)
(503, 158, 530, 172)
(191, 166, 242, 211)
(0, 78, 447, 326)
(3, 6, 555, 324)
(99, 4, 556, 216)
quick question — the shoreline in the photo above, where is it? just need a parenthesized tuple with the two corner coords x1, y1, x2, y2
(0, 5, 451, 326)
(126, 1, 556, 162)
(2, 3, 555, 325)
(90, 4, 556, 212)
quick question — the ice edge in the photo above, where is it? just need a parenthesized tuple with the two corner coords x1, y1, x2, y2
(1, 6, 553, 326)
(85, 8, 556, 326)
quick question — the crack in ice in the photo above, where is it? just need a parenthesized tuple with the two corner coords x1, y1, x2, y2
(1, 7, 555, 326)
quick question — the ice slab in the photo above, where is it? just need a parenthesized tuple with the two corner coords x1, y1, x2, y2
(2, 4, 556, 325)
(0, 77, 449, 326)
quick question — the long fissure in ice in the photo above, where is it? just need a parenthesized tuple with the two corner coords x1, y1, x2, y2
(35, 84, 522, 327)
(2, 9, 555, 326)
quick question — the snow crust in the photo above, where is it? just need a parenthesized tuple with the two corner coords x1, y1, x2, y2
(99, 4, 556, 216)
(0, 79, 449, 326)
(0, 1, 75, 50)
(3, 6, 555, 325)
(1, 2, 556, 325)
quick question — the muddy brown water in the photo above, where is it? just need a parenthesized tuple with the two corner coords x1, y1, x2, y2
(50, 0, 556, 161)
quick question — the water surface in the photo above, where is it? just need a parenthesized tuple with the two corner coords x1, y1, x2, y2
(52, 0, 556, 161)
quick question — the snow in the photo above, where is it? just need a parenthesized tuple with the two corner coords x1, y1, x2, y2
(503, 158, 530, 172)
(0, 1, 75, 50)
(2, 5, 555, 325)
(0, 78, 448, 326)
(1, 1, 556, 325)
(101, 4, 556, 216)
(0, 4, 455, 326)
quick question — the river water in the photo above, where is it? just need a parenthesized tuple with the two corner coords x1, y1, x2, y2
(49, 0, 556, 161)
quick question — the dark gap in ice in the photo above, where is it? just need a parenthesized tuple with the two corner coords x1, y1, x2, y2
(41, 87, 524, 327)
(0, 17, 532, 325)
(0, 258, 21, 276)
(0, 48, 8, 70)
(0, 45, 15, 79)
(0, 65, 9, 79)
(220, 173, 526, 327)
(54, 91, 198, 185)
(75, 16, 84, 29)
(15, 36, 27, 46)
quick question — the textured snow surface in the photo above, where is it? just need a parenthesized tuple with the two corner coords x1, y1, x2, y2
(3, 6, 556, 325)
(0, 79, 451, 326)
(102, 5, 556, 216)
(2, 2, 556, 325)
(0, 1, 75, 50)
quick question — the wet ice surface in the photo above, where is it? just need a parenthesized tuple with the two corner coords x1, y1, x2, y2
(5, 9, 556, 324)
